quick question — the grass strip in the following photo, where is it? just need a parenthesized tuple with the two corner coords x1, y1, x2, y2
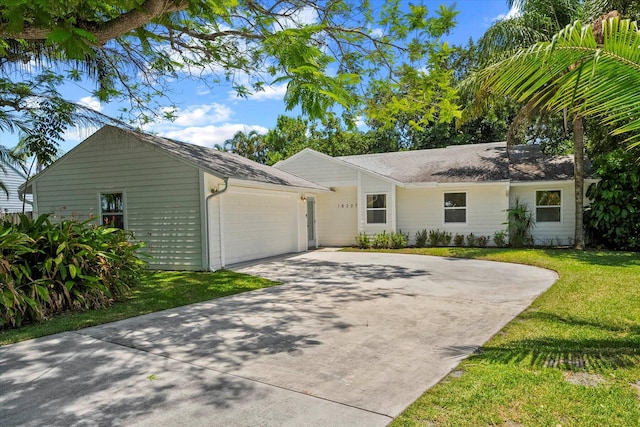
(1, 270, 277, 346)
(345, 247, 640, 427)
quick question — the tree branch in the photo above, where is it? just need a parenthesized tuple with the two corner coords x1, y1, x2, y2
(0, 0, 190, 46)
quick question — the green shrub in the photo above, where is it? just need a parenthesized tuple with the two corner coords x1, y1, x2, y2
(414, 229, 428, 248)
(476, 235, 490, 247)
(493, 230, 508, 247)
(584, 149, 640, 250)
(428, 229, 452, 246)
(441, 231, 452, 246)
(391, 231, 408, 249)
(0, 214, 147, 328)
(453, 233, 465, 247)
(372, 231, 392, 249)
(466, 233, 477, 247)
(355, 232, 371, 249)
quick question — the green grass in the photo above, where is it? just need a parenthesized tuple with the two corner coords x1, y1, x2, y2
(0, 270, 277, 346)
(347, 247, 640, 427)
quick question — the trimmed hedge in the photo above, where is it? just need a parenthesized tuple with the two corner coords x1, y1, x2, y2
(0, 214, 146, 328)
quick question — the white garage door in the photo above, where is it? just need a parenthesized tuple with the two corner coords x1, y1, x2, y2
(222, 189, 299, 266)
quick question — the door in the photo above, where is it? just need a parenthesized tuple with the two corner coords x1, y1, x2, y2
(307, 197, 316, 248)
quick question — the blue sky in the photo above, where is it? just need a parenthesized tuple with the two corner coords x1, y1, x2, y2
(2, 1, 516, 154)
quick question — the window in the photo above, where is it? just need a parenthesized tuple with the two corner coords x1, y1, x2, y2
(366, 194, 387, 224)
(100, 192, 125, 229)
(444, 192, 466, 223)
(536, 190, 561, 222)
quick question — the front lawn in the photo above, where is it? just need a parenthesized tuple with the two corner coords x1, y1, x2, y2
(367, 248, 640, 427)
(0, 270, 277, 346)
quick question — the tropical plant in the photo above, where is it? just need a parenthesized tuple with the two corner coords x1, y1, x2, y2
(477, 0, 636, 248)
(0, 214, 147, 328)
(506, 198, 535, 247)
(584, 149, 640, 250)
(222, 130, 268, 164)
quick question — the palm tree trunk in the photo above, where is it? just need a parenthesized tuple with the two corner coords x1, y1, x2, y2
(573, 116, 585, 249)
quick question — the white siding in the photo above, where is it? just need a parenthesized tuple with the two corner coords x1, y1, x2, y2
(276, 151, 357, 186)
(218, 186, 300, 266)
(397, 184, 509, 245)
(0, 163, 31, 213)
(34, 127, 203, 270)
(316, 186, 358, 246)
(510, 182, 579, 245)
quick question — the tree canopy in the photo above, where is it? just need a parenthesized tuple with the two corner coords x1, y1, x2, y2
(1, 0, 459, 123)
(479, 16, 640, 147)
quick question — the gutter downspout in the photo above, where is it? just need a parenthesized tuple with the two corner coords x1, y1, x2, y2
(205, 178, 229, 271)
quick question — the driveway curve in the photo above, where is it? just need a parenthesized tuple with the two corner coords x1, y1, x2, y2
(0, 251, 557, 426)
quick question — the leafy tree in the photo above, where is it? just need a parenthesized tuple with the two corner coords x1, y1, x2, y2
(222, 130, 267, 164)
(261, 115, 374, 164)
(0, 0, 461, 136)
(365, 39, 518, 149)
(478, 15, 640, 248)
(473, 1, 640, 248)
(585, 149, 640, 250)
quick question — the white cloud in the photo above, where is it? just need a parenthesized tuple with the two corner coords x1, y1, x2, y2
(355, 116, 367, 129)
(492, 4, 520, 22)
(154, 103, 234, 127)
(142, 101, 269, 147)
(230, 83, 288, 102)
(160, 124, 269, 147)
(368, 27, 384, 38)
(196, 86, 211, 96)
(274, 6, 319, 30)
(77, 96, 102, 112)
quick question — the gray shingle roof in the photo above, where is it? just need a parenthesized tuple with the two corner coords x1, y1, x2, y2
(113, 126, 327, 191)
(337, 142, 590, 184)
(339, 142, 510, 183)
(508, 144, 591, 182)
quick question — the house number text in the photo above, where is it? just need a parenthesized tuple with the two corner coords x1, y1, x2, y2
(337, 203, 357, 208)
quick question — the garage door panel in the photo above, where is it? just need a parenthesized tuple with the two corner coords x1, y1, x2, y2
(223, 192, 298, 265)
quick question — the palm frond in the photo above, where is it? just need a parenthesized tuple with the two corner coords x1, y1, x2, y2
(479, 17, 640, 146)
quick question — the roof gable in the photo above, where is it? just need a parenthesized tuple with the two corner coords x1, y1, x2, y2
(27, 126, 327, 192)
(276, 147, 403, 186)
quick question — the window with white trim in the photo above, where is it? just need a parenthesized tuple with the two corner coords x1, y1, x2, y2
(444, 192, 466, 223)
(100, 192, 125, 229)
(366, 194, 387, 224)
(536, 190, 561, 222)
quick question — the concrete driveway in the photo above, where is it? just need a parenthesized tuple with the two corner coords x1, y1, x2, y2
(0, 250, 557, 426)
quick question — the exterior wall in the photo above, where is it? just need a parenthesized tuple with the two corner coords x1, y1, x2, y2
(397, 184, 510, 245)
(316, 186, 358, 246)
(214, 186, 301, 267)
(0, 163, 31, 213)
(34, 128, 204, 270)
(510, 181, 581, 245)
(276, 151, 357, 186)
